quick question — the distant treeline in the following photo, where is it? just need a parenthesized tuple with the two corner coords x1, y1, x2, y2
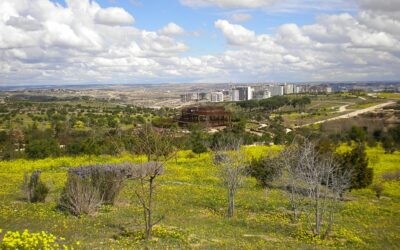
(6, 94, 92, 102)
(236, 96, 311, 111)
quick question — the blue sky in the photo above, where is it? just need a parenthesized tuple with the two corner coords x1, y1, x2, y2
(0, 0, 399, 85)
(73, 0, 356, 55)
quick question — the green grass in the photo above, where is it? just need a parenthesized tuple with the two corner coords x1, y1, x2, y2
(347, 101, 385, 110)
(0, 146, 399, 249)
(377, 93, 400, 100)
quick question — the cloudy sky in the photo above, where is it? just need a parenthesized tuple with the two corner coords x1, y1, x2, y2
(1, 0, 400, 85)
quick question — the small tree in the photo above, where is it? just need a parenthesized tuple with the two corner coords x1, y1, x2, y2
(22, 171, 49, 203)
(192, 142, 208, 157)
(338, 143, 373, 190)
(295, 140, 351, 238)
(348, 126, 367, 142)
(248, 153, 282, 188)
(132, 124, 176, 240)
(371, 183, 384, 199)
(135, 123, 176, 161)
(25, 138, 61, 159)
(131, 162, 164, 240)
(279, 144, 306, 222)
(213, 140, 247, 218)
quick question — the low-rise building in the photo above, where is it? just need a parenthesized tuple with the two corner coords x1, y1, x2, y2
(179, 106, 232, 127)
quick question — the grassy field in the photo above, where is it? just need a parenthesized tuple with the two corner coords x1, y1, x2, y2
(281, 94, 385, 127)
(0, 146, 399, 249)
(377, 93, 400, 100)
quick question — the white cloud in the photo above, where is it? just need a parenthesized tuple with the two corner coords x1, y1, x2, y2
(214, 20, 256, 45)
(230, 13, 252, 22)
(0, 0, 200, 85)
(1, 0, 400, 85)
(213, 13, 400, 81)
(95, 7, 134, 26)
(180, 0, 280, 8)
(158, 22, 185, 36)
(355, 0, 400, 13)
(6, 16, 43, 31)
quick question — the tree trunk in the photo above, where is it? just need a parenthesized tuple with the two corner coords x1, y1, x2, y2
(145, 177, 154, 240)
(315, 188, 321, 235)
(228, 189, 235, 218)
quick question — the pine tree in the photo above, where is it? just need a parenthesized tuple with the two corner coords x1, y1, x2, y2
(339, 143, 373, 190)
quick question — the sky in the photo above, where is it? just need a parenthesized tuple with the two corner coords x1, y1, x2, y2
(0, 0, 400, 85)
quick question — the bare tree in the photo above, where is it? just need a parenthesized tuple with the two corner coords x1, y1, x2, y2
(213, 140, 248, 218)
(135, 123, 176, 162)
(295, 140, 351, 238)
(131, 124, 176, 240)
(279, 145, 306, 222)
(131, 162, 164, 240)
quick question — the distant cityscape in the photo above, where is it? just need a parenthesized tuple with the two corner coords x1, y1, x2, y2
(180, 84, 333, 103)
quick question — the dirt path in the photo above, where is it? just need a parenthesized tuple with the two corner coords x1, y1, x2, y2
(337, 104, 350, 112)
(296, 101, 395, 128)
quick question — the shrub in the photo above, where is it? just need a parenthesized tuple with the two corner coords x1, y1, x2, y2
(248, 155, 282, 188)
(371, 183, 384, 199)
(59, 173, 102, 216)
(337, 143, 373, 190)
(382, 170, 400, 181)
(72, 163, 132, 204)
(25, 139, 61, 159)
(192, 142, 208, 157)
(22, 171, 49, 203)
(58, 163, 132, 215)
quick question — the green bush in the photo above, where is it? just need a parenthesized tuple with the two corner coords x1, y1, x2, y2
(22, 171, 49, 203)
(338, 143, 373, 190)
(25, 139, 61, 159)
(248, 155, 282, 188)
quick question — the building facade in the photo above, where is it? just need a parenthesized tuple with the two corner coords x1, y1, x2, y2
(210, 92, 224, 102)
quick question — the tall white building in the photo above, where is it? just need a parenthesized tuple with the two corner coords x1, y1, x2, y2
(284, 84, 294, 94)
(231, 89, 240, 101)
(294, 86, 302, 94)
(266, 85, 284, 96)
(210, 92, 224, 102)
(231, 86, 254, 101)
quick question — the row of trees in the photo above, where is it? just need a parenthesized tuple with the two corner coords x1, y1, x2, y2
(329, 125, 400, 153)
(215, 137, 372, 238)
(236, 96, 311, 112)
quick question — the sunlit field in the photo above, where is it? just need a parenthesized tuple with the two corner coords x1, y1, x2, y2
(0, 145, 399, 249)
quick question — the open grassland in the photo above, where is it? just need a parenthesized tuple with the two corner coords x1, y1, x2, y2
(0, 146, 399, 249)
(377, 93, 400, 100)
(281, 94, 385, 127)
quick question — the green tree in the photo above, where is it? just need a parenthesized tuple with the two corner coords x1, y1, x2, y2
(348, 126, 367, 142)
(338, 143, 373, 190)
(248, 155, 282, 188)
(25, 139, 61, 159)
